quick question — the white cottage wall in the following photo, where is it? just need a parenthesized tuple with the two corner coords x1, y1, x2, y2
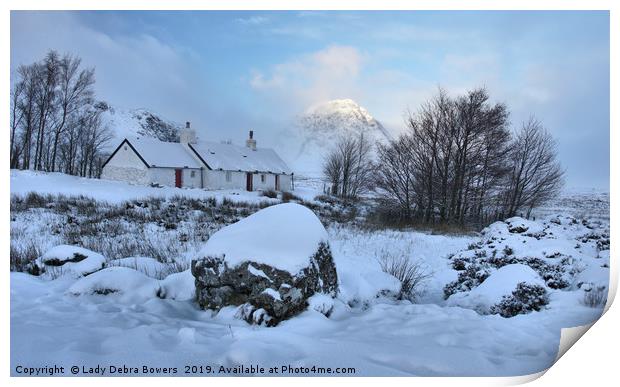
(279, 174, 293, 191)
(182, 168, 203, 188)
(101, 143, 150, 185)
(203, 170, 247, 190)
(149, 168, 203, 188)
(149, 168, 176, 187)
(252, 173, 276, 191)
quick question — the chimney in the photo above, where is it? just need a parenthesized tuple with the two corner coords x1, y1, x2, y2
(246, 130, 257, 151)
(180, 121, 197, 144)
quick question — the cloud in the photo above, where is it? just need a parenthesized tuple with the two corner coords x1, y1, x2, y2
(249, 44, 364, 111)
(235, 15, 269, 25)
(11, 11, 204, 126)
(369, 23, 477, 43)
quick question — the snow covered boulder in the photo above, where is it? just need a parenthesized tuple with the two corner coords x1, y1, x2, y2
(66, 266, 160, 302)
(29, 245, 106, 278)
(191, 203, 338, 326)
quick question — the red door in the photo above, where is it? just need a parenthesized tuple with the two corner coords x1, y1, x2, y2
(175, 169, 182, 188)
(246, 172, 253, 191)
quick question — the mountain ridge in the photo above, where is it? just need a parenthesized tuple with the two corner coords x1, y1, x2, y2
(98, 103, 181, 151)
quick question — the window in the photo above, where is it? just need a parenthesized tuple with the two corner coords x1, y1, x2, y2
(261, 174, 266, 183)
(123, 146, 128, 151)
(190, 170, 196, 178)
(226, 171, 232, 182)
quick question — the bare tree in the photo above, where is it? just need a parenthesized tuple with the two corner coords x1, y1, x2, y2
(322, 133, 375, 199)
(33, 51, 60, 171)
(375, 134, 417, 219)
(10, 76, 25, 167)
(323, 150, 343, 195)
(502, 117, 564, 217)
(11, 50, 110, 178)
(50, 54, 95, 172)
(14, 64, 39, 169)
(373, 87, 560, 228)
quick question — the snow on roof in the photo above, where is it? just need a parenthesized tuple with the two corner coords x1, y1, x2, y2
(190, 141, 292, 174)
(128, 137, 202, 169)
(197, 203, 328, 274)
(124, 137, 292, 173)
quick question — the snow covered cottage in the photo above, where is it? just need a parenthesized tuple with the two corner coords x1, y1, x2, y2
(101, 123, 293, 191)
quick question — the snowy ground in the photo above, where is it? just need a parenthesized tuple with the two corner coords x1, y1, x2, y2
(530, 187, 609, 222)
(9, 170, 610, 377)
(10, 170, 278, 205)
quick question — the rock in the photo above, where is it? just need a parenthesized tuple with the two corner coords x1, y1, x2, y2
(192, 241, 337, 326)
(28, 245, 106, 278)
(191, 203, 338, 326)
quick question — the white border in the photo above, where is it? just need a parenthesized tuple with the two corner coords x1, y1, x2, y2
(2, 1, 617, 386)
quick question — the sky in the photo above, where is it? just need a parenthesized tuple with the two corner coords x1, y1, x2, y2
(10, 10, 610, 189)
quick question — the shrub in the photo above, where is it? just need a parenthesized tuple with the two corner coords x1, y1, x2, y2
(443, 264, 491, 299)
(260, 189, 278, 199)
(281, 191, 300, 203)
(582, 285, 607, 308)
(377, 251, 432, 302)
(24, 192, 49, 208)
(10, 242, 41, 272)
(490, 282, 549, 318)
(449, 252, 571, 290)
(314, 194, 339, 205)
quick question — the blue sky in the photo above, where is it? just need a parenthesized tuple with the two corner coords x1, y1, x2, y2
(11, 10, 610, 188)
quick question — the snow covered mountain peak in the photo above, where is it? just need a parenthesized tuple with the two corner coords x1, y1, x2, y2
(285, 99, 391, 176)
(305, 98, 372, 119)
(301, 99, 391, 141)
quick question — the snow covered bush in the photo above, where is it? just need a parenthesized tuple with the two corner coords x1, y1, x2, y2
(377, 251, 432, 302)
(490, 282, 549, 318)
(281, 191, 300, 203)
(259, 189, 278, 199)
(446, 264, 546, 314)
(192, 203, 339, 326)
(445, 250, 571, 298)
(443, 264, 492, 299)
(582, 285, 607, 308)
(10, 242, 41, 272)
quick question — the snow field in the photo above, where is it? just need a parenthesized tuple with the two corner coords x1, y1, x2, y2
(9, 171, 610, 376)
